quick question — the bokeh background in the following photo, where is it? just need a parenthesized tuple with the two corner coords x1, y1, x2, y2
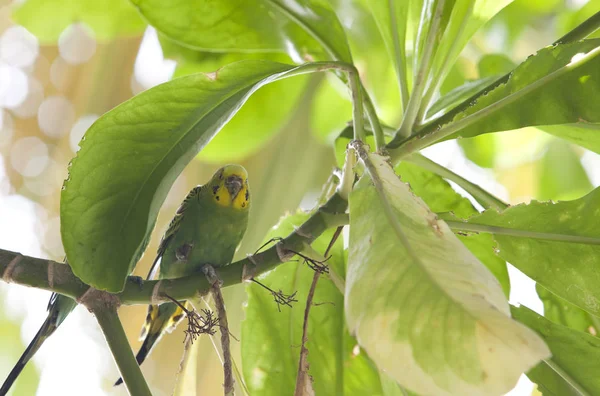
(0, 0, 599, 395)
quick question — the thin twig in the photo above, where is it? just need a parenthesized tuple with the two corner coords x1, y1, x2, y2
(204, 265, 234, 396)
(293, 227, 343, 396)
(252, 279, 298, 311)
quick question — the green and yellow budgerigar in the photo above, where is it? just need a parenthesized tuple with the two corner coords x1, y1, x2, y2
(115, 164, 251, 385)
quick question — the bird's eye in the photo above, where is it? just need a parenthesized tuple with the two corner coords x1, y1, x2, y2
(218, 170, 224, 180)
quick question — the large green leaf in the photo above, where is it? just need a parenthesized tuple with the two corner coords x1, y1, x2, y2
(131, 0, 352, 62)
(537, 284, 600, 336)
(346, 150, 548, 395)
(242, 213, 384, 396)
(13, 0, 145, 43)
(447, 40, 600, 139)
(442, 188, 600, 316)
(61, 60, 309, 292)
(542, 124, 600, 155)
(161, 41, 310, 163)
(512, 305, 600, 395)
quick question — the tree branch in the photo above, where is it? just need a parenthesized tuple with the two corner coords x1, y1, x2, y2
(0, 194, 349, 307)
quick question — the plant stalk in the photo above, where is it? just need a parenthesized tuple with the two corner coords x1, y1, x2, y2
(0, 195, 349, 306)
(395, 0, 446, 139)
(405, 10, 600, 143)
(387, 46, 600, 161)
(95, 308, 152, 396)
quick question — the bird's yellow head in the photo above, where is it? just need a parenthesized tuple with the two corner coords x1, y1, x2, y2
(208, 165, 250, 210)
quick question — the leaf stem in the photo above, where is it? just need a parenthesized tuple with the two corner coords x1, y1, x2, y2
(94, 308, 152, 396)
(387, 0, 409, 110)
(543, 359, 591, 396)
(416, 4, 472, 124)
(395, 0, 446, 139)
(387, 46, 600, 161)
(407, 153, 508, 210)
(349, 72, 366, 142)
(443, 220, 600, 245)
(363, 91, 385, 150)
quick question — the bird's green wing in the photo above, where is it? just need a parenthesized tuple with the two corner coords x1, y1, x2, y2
(146, 186, 204, 279)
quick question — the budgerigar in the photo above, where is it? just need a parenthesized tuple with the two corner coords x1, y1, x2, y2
(115, 164, 251, 385)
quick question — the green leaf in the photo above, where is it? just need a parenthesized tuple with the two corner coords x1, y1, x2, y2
(13, 0, 146, 43)
(61, 60, 308, 292)
(427, 0, 514, 97)
(457, 134, 497, 168)
(310, 76, 352, 143)
(537, 140, 592, 201)
(241, 213, 384, 396)
(541, 123, 600, 155)
(537, 284, 600, 335)
(346, 151, 549, 395)
(442, 188, 600, 316)
(512, 305, 600, 395)
(364, 0, 410, 103)
(449, 40, 600, 139)
(131, 0, 352, 62)
(477, 54, 515, 78)
(396, 161, 510, 296)
(165, 47, 309, 163)
(428, 76, 498, 118)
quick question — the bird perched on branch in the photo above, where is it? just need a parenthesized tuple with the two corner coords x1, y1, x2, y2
(115, 164, 251, 385)
(1, 165, 250, 394)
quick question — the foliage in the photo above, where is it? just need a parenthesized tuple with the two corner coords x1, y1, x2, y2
(3, 0, 600, 395)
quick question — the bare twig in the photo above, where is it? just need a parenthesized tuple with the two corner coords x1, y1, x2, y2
(252, 279, 298, 311)
(203, 264, 234, 396)
(293, 226, 343, 396)
(164, 295, 218, 341)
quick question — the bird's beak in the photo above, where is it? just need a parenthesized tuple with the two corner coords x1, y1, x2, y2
(225, 175, 243, 201)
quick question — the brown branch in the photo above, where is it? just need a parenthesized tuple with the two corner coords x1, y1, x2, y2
(0, 194, 348, 308)
(293, 226, 343, 396)
(204, 264, 234, 396)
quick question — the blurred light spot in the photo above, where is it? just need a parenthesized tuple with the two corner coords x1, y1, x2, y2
(0, 193, 43, 255)
(129, 73, 145, 95)
(38, 95, 75, 138)
(12, 76, 44, 118)
(570, 52, 586, 65)
(24, 160, 62, 197)
(133, 27, 176, 91)
(58, 23, 97, 65)
(49, 56, 75, 90)
(10, 136, 49, 177)
(0, 25, 39, 67)
(0, 63, 29, 108)
(0, 109, 14, 148)
(69, 114, 98, 152)
(581, 150, 600, 188)
(30, 54, 50, 84)
(43, 216, 64, 257)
